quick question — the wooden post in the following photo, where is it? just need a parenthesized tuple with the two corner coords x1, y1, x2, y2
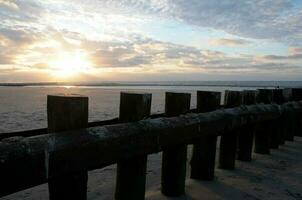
(267, 89, 281, 149)
(292, 88, 302, 101)
(115, 92, 152, 200)
(272, 89, 285, 145)
(283, 88, 294, 141)
(237, 90, 257, 161)
(283, 88, 293, 102)
(218, 90, 242, 170)
(292, 88, 302, 137)
(47, 94, 89, 200)
(254, 89, 272, 154)
(161, 92, 191, 196)
(190, 91, 221, 180)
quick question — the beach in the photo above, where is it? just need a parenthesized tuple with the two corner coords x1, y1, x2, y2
(1, 0, 302, 198)
(2, 138, 302, 200)
(0, 84, 302, 200)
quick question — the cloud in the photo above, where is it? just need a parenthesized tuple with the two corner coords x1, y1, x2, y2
(0, 54, 13, 64)
(1, 25, 301, 76)
(77, 0, 302, 45)
(2, 1, 302, 45)
(0, 0, 19, 10)
(165, 0, 302, 44)
(209, 38, 251, 47)
(289, 47, 302, 55)
(257, 54, 302, 61)
(0, 28, 38, 46)
(83, 38, 200, 68)
(0, 28, 44, 64)
(0, 0, 43, 23)
(1, 1, 302, 80)
(89, 47, 152, 68)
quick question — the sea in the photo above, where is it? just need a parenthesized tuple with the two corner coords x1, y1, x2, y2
(1, 81, 302, 133)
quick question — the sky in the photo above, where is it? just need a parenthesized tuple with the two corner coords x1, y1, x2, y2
(0, 0, 302, 82)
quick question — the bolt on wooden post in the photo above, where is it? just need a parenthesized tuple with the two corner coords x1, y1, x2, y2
(218, 90, 242, 170)
(237, 90, 257, 162)
(47, 94, 89, 200)
(254, 89, 273, 154)
(161, 92, 191, 196)
(190, 91, 221, 180)
(115, 92, 152, 200)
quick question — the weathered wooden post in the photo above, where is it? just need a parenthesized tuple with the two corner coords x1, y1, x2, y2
(47, 94, 89, 200)
(190, 91, 221, 180)
(283, 88, 294, 141)
(272, 89, 285, 145)
(115, 92, 152, 200)
(161, 92, 191, 196)
(218, 90, 242, 170)
(272, 89, 284, 104)
(237, 90, 257, 161)
(283, 88, 293, 102)
(266, 88, 281, 149)
(292, 88, 302, 137)
(292, 88, 302, 101)
(254, 89, 273, 154)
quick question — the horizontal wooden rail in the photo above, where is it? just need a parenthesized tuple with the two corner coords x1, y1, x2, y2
(0, 110, 202, 140)
(0, 101, 301, 197)
(0, 118, 117, 140)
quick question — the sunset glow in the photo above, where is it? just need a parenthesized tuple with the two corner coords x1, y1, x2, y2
(49, 52, 92, 79)
(1, 1, 302, 82)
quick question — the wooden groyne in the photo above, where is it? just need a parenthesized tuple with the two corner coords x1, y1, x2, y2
(0, 88, 302, 199)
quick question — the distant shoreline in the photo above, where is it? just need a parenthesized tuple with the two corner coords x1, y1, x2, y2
(0, 81, 302, 88)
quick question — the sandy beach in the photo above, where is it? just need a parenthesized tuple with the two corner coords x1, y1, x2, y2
(1, 137, 302, 200)
(1, 86, 301, 200)
(1, 0, 302, 197)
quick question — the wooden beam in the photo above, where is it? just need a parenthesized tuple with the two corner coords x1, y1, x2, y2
(0, 103, 298, 197)
(161, 92, 191, 196)
(237, 90, 257, 161)
(219, 90, 242, 170)
(115, 92, 152, 200)
(190, 91, 221, 180)
(272, 89, 286, 145)
(47, 94, 89, 200)
(254, 89, 273, 154)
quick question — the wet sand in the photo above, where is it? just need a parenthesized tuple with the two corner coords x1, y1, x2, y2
(0, 86, 200, 132)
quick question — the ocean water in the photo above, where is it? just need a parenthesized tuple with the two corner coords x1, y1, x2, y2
(0, 81, 301, 133)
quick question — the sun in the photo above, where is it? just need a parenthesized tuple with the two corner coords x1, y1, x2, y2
(49, 51, 92, 79)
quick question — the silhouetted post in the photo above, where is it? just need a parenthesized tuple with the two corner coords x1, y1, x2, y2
(115, 92, 152, 200)
(47, 94, 89, 200)
(292, 88, 302, 101)
(161, 92, 191, 196)
(266, 89, 281, 149)
(190, 91, 221, 180)
(283, 88, 294, 141)
(272, 89, 285, 145)
(292, 88, 302, 137)
(254, 89, 273, 154)
(283, 88, 292, 103)
(219, 90, 242, 170)
(237, 90, 257, 161)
